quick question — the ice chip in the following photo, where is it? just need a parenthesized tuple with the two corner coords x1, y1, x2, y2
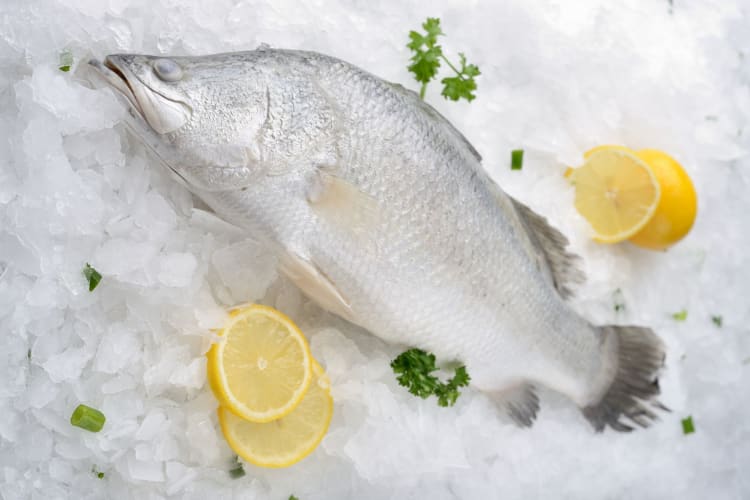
(94, 324, 141, 374)
(136, 411, 168, 441)
(42, 347, 89, 383)
(126, 453, 165, 483)
(156, 252, 198, 288)
(211, 239, 277, 303)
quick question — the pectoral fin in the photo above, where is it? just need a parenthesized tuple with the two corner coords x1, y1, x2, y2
(306, 171, 379, 236)
(278, 251, 354, 321)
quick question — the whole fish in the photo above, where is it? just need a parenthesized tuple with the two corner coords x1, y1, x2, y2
(89, 49, 665, 431)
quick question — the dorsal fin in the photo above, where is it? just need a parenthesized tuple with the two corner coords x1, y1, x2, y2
(509, 197, 585, 299)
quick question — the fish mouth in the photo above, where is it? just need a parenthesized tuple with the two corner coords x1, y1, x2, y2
(89, 56, 146, 120)
(88, 55, 192, 134)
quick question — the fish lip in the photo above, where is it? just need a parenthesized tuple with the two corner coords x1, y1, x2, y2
(88, 56, 146, 121)
(89, 55, 191, 133)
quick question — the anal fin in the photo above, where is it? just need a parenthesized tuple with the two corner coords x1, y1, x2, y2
(493, 383, 540, 428)
(510, 197, 585, 299)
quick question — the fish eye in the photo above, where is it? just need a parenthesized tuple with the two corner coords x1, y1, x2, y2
(153, 58, 183, 82)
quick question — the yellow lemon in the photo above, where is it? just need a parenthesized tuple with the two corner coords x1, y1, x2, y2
(628, 149, 697, 250)
(583, 144, 633, 159)
(564, 145, 633, 178)
(207, 304, 312, 423)
(571, 149, 661, 243)
(219, 361, 334, 468)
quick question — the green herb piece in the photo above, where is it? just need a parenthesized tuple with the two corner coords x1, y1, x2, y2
(228, 465, 245, 479)
(391, 348, 470, 407)
(407, 17, 480, 101)
(228, 456, 245, 479)
(70, 404, 106, 432)
(440, 53, 480, 102)
(289, 496, 299, 500)
(511, 149, 524, 171)
(407, 18, 444, 99)
(711, 315, 723, 327)
(681, 416, 695, 435)
(91, 466, 105, 479)
(613, 289, 625, 312)
(83, 263, 102, 292)
(672, 310, 688, 321)
(59, 51, 73, 72)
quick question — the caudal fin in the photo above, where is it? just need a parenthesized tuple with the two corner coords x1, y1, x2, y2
(583, 325, 667, 432)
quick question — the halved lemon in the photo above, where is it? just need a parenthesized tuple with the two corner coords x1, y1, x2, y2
(207, 304, 312, 423)
(571, 149, 661, 243)
(628, 149, 697, 250)
(219, 361, 334, 468)
(565, 145, 634, 178)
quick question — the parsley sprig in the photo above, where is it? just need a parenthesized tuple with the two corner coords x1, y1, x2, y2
(407, 18, 480, 102)
(391, 348, 470, 407)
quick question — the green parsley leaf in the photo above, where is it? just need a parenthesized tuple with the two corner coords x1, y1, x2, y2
(91, 466, 105, 479)
(391, 348, 470, 407)
(289, 496, 299, 500)
(441, 53, 480, 102)
(711, 315, 723, 327)
(407, 18, 444, 98)
(59, 51, 73, 72)
(510, 149, 524, 171)
(83, 263, 102, 292)
(681, 416, 695, 435)
(672, 310, 688, 321)
(406, 18, 480, 102)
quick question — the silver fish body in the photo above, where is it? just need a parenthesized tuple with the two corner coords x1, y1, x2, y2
(90, 48, 665, 431)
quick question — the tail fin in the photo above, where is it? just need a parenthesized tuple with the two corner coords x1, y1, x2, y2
(583, 326, 667, 432)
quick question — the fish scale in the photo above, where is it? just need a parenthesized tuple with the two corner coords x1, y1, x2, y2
(90, 48, 666, 431)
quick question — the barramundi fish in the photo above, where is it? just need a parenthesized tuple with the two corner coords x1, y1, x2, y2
(89, 48, 665, 431)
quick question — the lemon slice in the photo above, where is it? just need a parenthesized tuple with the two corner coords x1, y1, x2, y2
(207, 304, 312, 423)
(219, 361, 334, 468)
(572, 149, 661, 243)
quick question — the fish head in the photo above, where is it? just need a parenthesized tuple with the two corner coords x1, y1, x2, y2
(89, 53, 271, 191)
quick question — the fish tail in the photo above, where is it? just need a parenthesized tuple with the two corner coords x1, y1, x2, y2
(582, 325, 667, 432)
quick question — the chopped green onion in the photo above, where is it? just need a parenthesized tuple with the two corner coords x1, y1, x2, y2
(59, 51, 73, 72)
(681, 416, 695, 435)
(672, 310, 687, 321)
(70, 404, 106, 432)
(711, 315, 723, 327)
(97, 472, 105, 479)
(511, 149, 524, 170)
(83, 263, 102, 292)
